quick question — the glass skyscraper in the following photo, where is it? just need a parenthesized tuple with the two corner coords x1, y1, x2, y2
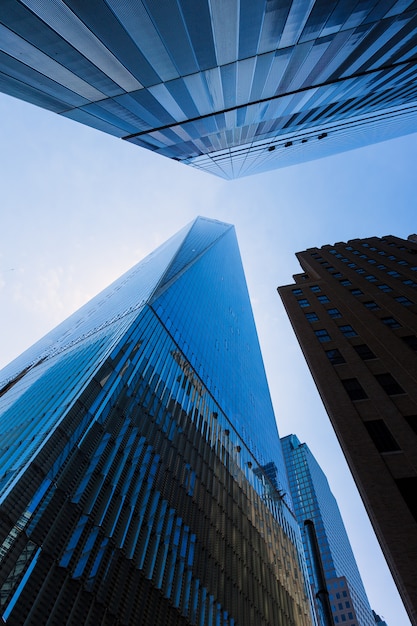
(1, 1, 417, 178)
(0, 217, 312, 625)
(281, 435, 374, 626)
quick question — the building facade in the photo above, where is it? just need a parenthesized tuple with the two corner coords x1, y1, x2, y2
(281, 434, 375, 626)
(0, 217, 313, 626)
(1, 1, 417, 178)
(278, 235, 417, 626)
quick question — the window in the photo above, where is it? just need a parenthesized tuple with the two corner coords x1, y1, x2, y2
(411, 266, 417, 271)
(353, 344, 376, 360)
(310, 285, 321, 293)
(364, 301, 379, 310)
(317, 295, 330, 303)
(365, 274, 377, 282)
(292, 288, 303, 295)
(333, 272, 343, 278)
(327, 266, 335, 272)
(350, 288, 363, 296)
(388, 254, 396, 260)
(377, 264, 386, 270)
(378, 284, 392, 292)
(378, 250, 386, 255)
(369, 246, 377, 251)
(398, 260, 408, 266)
(338, 603, 343, 610)
(402, 335, 417, 351)
(382, 316, 401, 329)
(327, 308, 342, 318)
(305, 312, 319, 322)
(396, 295, 413, 306)
(298, 298, 310, 307)
(342, 378, 368, 400)
(348, 263, 357, 268)
(340, 279, 352, 286)
(356, 268, 365, 274)
(364, 420, 400, 452)
(339, 325, 357, 337)
(387, 270, 400, 278)
(367, 258, 376, 264)
(403, 279, 417, 287)
(375, 373, 405, 395)
(315, 329, 331, 342)
(405, 415, 417, 436)
(348, 614, 353, 620)
(395, 477, 417, 523)
(326, 349, 346, 365)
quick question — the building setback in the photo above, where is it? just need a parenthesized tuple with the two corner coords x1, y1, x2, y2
(281, 434, 375, 626)
(0, 217, 313, 626)
(1, 2, 417, 178)
(278, 234, 417, 626)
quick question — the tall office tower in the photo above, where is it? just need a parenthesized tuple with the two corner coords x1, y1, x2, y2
(0, 217, 313, 626)
(373, 611, 389, 626)
(1, 2, 417, 178)
(281, 434, 374, 626)
(278, 235, 417, 626)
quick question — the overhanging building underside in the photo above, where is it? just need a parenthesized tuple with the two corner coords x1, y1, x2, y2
(1, 0, 417, 178)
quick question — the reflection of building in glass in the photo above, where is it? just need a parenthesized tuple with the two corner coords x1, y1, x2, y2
(1, 3, 417, 178)
(281, 435, 374, 626)
(278, 235, 417, 626)
(0, 217, 312, 625)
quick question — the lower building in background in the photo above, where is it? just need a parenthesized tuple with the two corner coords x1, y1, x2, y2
(278, 235, 417, 626)
(281, 434, 375, 626)
(0, 217, 313, 626)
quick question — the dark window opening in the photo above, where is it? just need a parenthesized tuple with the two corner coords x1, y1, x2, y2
(375, 373, 405, 395)
(353, 344, 376, 360)
(342, 378, 368, 401)
(402, 335, 417, 351)
(325, 349, 346, 365)
(364, 420, 400, 453)
(364, 301, 379, 310)
(315, 329, 331, 343)
(405, 415, 417, 437)
(339, 325, 357, 337)
(395, 477, 417, 523)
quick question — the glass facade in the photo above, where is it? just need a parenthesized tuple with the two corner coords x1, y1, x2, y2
(281, 435, 374, 626)
(1, 1, 417, 178)
(0, 217, 312, 625)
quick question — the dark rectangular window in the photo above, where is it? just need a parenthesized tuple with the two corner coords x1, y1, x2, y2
(364, 420, 400, 452)
(317, 295, 330, 303)
(310, 285, 321, 293)
(298, 298, 310, 307)
(353, 344, 376, 360)
(403, 279, 417, 287)
(382, 316, 401, 329)
(365, 274, 377, 282)
(364, 301, 379, 310)
(395, 477, 417, 523)
(340, 279, 352, 286)
(378, 284, 392, 292)
(325, 349, 345, 365)
(398, 260, 408, 266)
(327, 308, 342, 318)
(396, 296, 413, 306)
(387, 270, 400, 278)
(339, 325, 357, 337)
(342, 378, 368, 400)
(375, 373, 405, 395)
(333, 272, 343, 278)
(377, 264, 386, 270)
(348, 263, 357, 268)
(315, 329, 331, 343)
(292, 288, 303, 295)
(405, 415, 417, 436)
(367, 259, 376, 264)
(402, 335, 417, 351)
(305, 312, 319, 322)
(350, 288, 363, 296)
(356, 268, 365, 274)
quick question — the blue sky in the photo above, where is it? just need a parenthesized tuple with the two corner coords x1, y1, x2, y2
(1, 91, 415, 626)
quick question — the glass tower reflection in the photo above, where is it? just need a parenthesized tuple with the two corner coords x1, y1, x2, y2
(0, 217, 312, 626)
(1, 1, 417, 178)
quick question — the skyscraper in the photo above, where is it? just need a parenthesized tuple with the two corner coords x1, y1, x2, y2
(278, 234, 417, 626)
(1, 1, 417, 178)
(0, 217, 312, 625)
(281, 434, 375, 626)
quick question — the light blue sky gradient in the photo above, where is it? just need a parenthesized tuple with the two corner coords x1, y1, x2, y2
(1, 92, 415, 626)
